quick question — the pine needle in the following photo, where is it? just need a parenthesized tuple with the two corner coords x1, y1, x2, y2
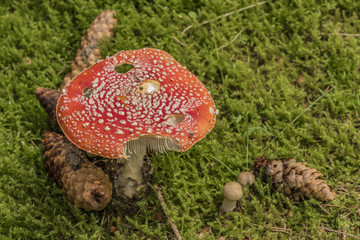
(217, 30, 244, 50)
(181, 1, 269, 35)
(266, 87, 334, 148)
(320, 227, 360, 239)
(208, 155, 237, 176)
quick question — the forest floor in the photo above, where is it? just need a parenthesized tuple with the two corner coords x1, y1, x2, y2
(0, 0, 359, 239)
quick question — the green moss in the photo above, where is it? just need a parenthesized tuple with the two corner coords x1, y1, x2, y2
(1, 0, 359, 239)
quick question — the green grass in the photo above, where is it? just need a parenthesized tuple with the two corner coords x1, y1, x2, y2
(1, 0, 360, 239)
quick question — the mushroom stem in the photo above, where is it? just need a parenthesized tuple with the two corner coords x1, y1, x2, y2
(114, 146, 147, 199)
(221, 198, 237, 212)
(113, 135, 181, 199)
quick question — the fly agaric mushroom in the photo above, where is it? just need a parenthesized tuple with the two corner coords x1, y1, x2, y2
(57, 48, 217, 199)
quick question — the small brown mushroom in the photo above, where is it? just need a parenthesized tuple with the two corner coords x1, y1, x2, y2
(237, 172, 255, 187)
(221, 182, 243, 212)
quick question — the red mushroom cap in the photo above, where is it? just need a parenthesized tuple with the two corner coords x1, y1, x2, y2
(56, 48, 216, 159)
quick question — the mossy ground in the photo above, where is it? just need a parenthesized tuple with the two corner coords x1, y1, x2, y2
(1, 0, 359, 239)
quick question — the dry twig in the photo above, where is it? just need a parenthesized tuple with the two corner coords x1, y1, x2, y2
(181, 1, 269, 35)
(172, 36, 186, 46)
(250, 223, 291, 233)
(337, 33, 360, 37)
(30, 140, 39, 150)
(100, 210, 107, 227)
(321, 32, 360, 37)
(318, 204, 331, 215)
(320, 227, 360, 239)
(154, 185, 183, 240)
(217, 30, 243, 50)
(321, 204, 345, 208)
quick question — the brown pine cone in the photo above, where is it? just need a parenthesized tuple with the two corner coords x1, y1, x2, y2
(254, 157, 336, 202)
(35, 87, 60, 121)
(62, 9, 117, 88)
(42, 131, 113, 211)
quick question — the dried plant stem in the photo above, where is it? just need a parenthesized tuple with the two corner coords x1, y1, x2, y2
(320, 227, 360, 239)
(217, 30, 243, 50)
(154, 185, 183, 240)
(318, 204, 331, 215)
(100, 210, 106, 226)
(207, 155, 237, 176)
(266, 87, 333, 148)
(337, 33, 360, 37)
(181, 1, 269, 35)
(250, 223, 291, 233)
(172, 36, 186, 46)
(321, 204, 345, 208)
(321, 32, 360, 37)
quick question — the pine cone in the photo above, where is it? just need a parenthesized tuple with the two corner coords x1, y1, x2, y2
(254, 157, 336, 201)
(35, 87, 60, 121)
(42, 131, 113, 211)
(62, 9, 117, 88)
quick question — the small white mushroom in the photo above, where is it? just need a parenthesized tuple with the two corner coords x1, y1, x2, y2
(237, 172, 255, 187)
(221, 182, 243, 212)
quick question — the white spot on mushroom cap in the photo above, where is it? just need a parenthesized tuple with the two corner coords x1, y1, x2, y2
(209, 106, 215, 115)
(116, 129, 124, 135)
